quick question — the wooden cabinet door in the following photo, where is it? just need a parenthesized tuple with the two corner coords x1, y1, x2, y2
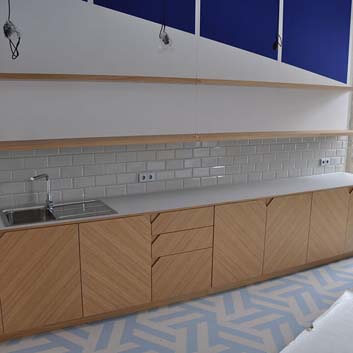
(345, 190, 353, 253)
(263, 194, 311, 274)
(152, 249, 212, 302)
(80, 216, 151, 317)
(0, 299, 3, 335)
(0, 225, 82, 333)
(213, 201, 266, 288)
(308, 188, 350, 263)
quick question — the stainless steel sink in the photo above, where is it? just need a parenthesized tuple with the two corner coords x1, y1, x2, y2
(1, 200, 117, 227)
(51, 200, 117, 221)
(1, 205, 56, 227)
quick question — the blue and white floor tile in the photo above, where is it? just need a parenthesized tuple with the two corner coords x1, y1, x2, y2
(2, 257, 353, 353)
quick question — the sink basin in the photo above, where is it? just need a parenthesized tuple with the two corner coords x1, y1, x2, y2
(0, 200, 117, 227)
(51, 200, 117, 220)
(1, 206, 56, 227)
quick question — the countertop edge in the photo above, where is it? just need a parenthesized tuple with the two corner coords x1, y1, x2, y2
(1, 172, 353, 233)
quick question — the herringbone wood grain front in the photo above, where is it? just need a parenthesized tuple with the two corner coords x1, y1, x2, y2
(308, 188, 350, 262)
(0, 225, 82, 333)
(152, 248, 212, 301)
(80, 216, 151, 316)
(264, 194, 312, 274)
(213, 201, 266, 288)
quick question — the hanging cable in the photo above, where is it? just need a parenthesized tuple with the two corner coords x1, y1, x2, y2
(3, 0, 21, 60)
(159, 0, 171, 47)
(273, 34, 282, 51)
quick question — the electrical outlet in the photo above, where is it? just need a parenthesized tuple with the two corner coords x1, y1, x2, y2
(147, 172, 156, 182)
(139, 172, 156, 183)
(320, 158, 331, 166)
(139, 173, 148, 183)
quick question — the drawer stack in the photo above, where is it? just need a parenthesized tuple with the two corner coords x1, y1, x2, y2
(151, 207, 214, 301)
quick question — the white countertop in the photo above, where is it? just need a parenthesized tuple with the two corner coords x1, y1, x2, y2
(1, 172, 353, 232)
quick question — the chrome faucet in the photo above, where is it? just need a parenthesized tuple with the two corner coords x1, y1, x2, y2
(30, 174, 54, 211)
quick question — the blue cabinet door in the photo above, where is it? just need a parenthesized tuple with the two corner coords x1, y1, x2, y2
(200, 0, 280, 60)
(282, 0, 352, 83)
(89, 0, 195, 34)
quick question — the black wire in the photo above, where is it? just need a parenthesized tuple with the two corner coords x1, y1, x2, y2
(159, 0, 167, 40)
(162, 0, 166, 25)
(9, 37, 20, 59)
(7, 0, 11, 21)
(4, 0, 20, 59)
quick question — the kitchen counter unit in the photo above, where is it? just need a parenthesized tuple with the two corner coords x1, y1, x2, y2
(2, 172, 353, 341)
(1, 172, 353, 231)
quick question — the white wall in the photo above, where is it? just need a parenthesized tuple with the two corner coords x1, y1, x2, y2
(1, 0, 351, 86)
(0, 0, 197, 77)
(0, 80, 350, 141)
(0, 0, 351, 141)
(196, 85, 351, 133)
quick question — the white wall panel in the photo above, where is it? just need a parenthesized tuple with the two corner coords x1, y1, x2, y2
(0, 81, 197, 140)
(0, 0, 351, 141)
(0, 0, 197, 78)
(196, 85, 351, 133)
(198, 38, 347, 86)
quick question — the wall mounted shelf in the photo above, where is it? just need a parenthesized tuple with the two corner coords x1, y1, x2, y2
(0, 130, 352, 151)
(0, 73, 352, 91)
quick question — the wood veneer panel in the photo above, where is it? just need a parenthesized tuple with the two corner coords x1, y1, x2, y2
(308, 188, 350, 262)
(0, 131, 352, 151)
(152, 227, 213, 259)
(1, 249, 353, 343)
(152, 248, 212, 301)
(263, 194, 312, 274)
(345, 191, 353, 252)
(0, 300, 3, 335)
(213, 201, 266, 287)
(0, 225, 82, 333)
(152, 207, 214, 236)
(80, 216, 151, 317)
(1, 73, 352, 91)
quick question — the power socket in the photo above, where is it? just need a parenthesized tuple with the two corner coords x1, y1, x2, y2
(320, 158, 331, 166)
(139, 172, 156, 183)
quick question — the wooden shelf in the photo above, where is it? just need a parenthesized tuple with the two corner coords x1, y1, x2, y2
(1, 73, 352, 91)
(0, 131, 352, 151)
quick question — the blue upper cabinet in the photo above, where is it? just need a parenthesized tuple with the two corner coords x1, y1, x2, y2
(200, 0, 280, 60)
(90, 0, 195, 34)
(282, 0, 352, 83)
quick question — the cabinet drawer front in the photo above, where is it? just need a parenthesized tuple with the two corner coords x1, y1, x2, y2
(152, 227, 213, 258)
(152, 207, 214, 236)
(152, 249, 212, 301)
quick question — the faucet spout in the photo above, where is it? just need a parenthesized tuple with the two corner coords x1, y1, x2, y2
(30, 174, 53, 210)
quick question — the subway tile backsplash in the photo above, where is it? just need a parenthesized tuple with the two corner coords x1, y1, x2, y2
(0, 136, 348, 209)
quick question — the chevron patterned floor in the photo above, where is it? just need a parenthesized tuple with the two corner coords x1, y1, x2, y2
(2, 257, 353, 353)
